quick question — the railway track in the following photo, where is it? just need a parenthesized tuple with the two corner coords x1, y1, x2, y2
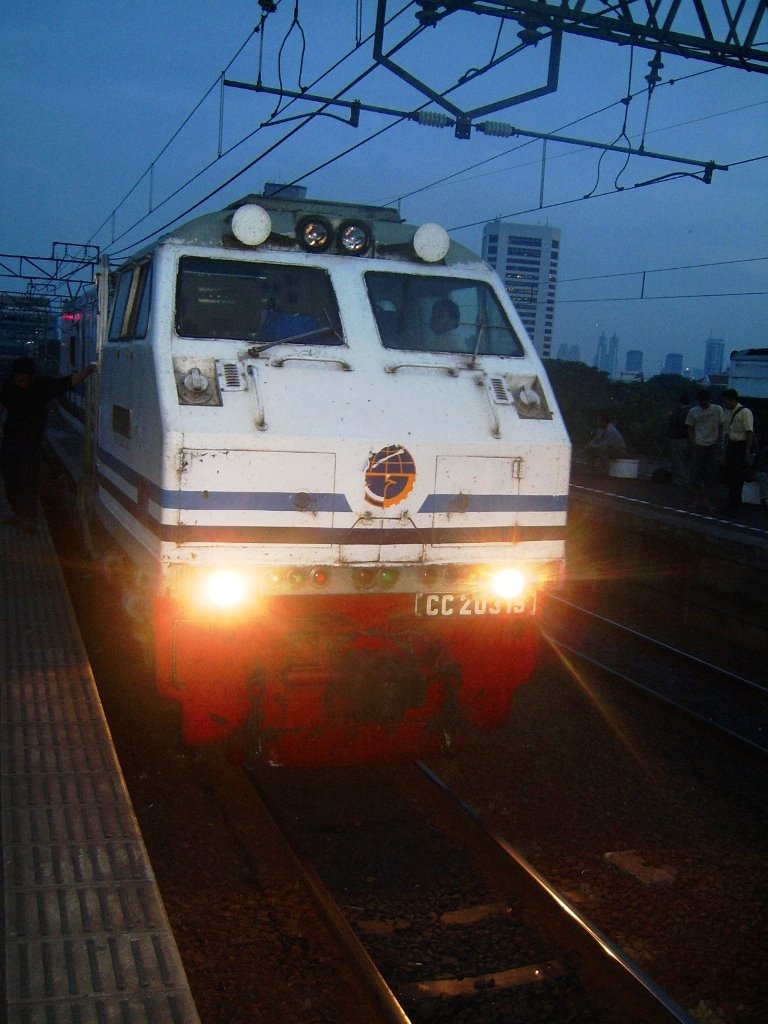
(249, 761, 695, 1024)
(540, 594, 768, 754)
(42, 471, 768, 1022)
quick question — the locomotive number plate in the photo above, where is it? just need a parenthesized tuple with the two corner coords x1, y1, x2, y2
(414, 593, 526, 617)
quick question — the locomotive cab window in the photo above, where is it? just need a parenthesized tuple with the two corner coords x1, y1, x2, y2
(175, 257, 344, 345)
(365, 272, 524, 357)
(108, 260, 152, 342)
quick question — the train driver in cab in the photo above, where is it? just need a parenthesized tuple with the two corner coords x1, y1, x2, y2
(426, 297, 463, 351)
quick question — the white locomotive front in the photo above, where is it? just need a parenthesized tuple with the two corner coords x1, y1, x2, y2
(59, 193, 570, 765)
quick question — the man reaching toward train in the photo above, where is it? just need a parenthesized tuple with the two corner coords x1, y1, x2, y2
(0, 356, 94, 533)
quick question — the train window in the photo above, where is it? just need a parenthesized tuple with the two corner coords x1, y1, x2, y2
(365, 272, 525, 357)
(108, 271, 134, 341)
(108, 260, 152, 342)
(133, 262, 153, 338)
(175, 257, 344, 345)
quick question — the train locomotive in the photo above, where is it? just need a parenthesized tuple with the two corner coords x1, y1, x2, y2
(57, 192, 570, 766)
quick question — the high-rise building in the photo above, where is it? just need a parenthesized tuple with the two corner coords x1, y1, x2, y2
(625, 349, 643, 374)
(593, 331, 619, 378)
(704, 336, 724, 377)
(554, 342, 581, 362)
(663, 352, 684, 375)
(481, 221, 560, 358)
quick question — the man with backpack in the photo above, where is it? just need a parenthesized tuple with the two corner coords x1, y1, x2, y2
(721, 388, 755, 517)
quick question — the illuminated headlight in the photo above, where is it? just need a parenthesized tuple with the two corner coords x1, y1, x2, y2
(337, 220, 372, 256)
(490, 568, 526, 600)
(297, 216, 333, 252)
(201, 570, 249, 609)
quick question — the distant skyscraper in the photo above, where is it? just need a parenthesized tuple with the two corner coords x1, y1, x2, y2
(593, 331, 618, 378)
(625, 350, 643, 374)
(664, 352, 684, 375)
(482, 221, 560, 358)
(555, 342, 581, 362)
(704, 337, 724, 377)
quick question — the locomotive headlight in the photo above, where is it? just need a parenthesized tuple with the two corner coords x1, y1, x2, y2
(202, 570, 249, 610)
(231, 204, 272, 246)
(337, 220, 372, 256)
(297, 215, 333, 252)
(490, 567, 526, 600)
(413, 222, 451, 262)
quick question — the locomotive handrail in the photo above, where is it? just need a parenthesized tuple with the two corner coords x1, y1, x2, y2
(245, 363, 267, 430)
(475, 373, 502, 439)
(384, 362, 458, 376)
(270, 353, 353, 370)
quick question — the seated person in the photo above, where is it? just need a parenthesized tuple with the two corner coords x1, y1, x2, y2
(261, 306, 323, 344)
(585, 414, 626, 475)
(425, 298, 463, 351)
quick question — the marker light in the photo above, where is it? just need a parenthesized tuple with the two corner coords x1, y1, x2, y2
(288, 568, 308, 588)
(378, 567, 400, 589)
(421, 566, 441, 587)
(413, 222, 450, 263)
(310, 567, 330, 587)
(231, 204, 272, 246)
(491, 568, 526, 600)
(204, 570, 248, 609)
(337, 220, 372, 256)
(297, 216, 333, 252)
(353, 567, 377, 590)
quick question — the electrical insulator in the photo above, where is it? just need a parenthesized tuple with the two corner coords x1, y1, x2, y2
(413, 111, 454, 128)
(477, 121, 518, 138)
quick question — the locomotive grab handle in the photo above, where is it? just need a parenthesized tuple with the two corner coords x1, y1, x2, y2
(270, 353, 352, 370)
(384, 362, 458, 376)
(475, 374, 502, 439)
(245, 364, 267, 430)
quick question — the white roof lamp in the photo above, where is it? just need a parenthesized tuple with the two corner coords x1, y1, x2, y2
(231, 204, 272, 246)
(413, 222, 450, 263)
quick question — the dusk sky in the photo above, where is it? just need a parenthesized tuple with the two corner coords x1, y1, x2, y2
(1, 1, 766, 375)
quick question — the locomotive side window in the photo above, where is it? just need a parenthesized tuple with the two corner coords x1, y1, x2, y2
(365, 272, 525, 357)
(175, 257, 343, 345)
(133, 262, 153, 338)
(108, 260, 152, 342)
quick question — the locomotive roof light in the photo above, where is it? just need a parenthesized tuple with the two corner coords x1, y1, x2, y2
(231, 204, 272, 246)
(297, 215, 333, 252)
(337, 220, 372, 256)
(412, 222, 451, 263)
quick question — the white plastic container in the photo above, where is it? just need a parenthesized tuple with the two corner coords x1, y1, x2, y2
(609, 458, 640, 479)
(742, 481, 761, 505)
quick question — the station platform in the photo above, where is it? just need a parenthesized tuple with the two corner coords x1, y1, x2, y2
(0, 512, 200, 1023)
(570, 456, 767, 570)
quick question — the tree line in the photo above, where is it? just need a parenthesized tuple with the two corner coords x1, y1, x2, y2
(542, 360, 747, 456)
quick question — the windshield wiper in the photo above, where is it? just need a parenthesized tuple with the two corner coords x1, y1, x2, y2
(247, 325, 335, 356)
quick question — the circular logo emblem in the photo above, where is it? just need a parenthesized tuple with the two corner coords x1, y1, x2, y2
(364, 445, 416, 508)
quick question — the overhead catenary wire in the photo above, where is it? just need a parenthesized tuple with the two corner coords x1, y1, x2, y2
(98, 0, 417, 258)
(91, 7, 765, 271)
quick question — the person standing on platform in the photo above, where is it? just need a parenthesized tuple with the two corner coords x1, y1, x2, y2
(721, 388, 755, 517)
(0, 356, 95, 533)
(685, 389, 724, 512)
(667, 394, 690, 485)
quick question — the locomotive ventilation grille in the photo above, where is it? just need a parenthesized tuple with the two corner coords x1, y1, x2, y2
(489, 376, 513, 404)
(217, 362, 247, 391)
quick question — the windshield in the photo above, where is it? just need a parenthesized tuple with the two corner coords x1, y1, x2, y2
(365, 271, 525, 356)
(176, 257, 343, 345)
